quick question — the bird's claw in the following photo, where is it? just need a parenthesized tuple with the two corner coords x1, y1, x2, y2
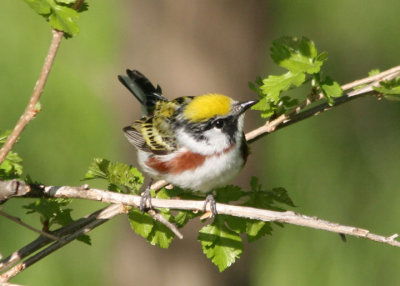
(203, 194, 217, 218)
(139, 187, 153, 212)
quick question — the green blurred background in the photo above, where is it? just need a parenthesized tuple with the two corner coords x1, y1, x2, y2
(1, 1, 400, 285)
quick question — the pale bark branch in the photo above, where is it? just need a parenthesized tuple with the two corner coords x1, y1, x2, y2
(245, 65, 400, 143)
(0, 30, 64, 165)
(0, 205, 114, 272)
(2, 182, 400, 248)
(0, 204, 125, 282)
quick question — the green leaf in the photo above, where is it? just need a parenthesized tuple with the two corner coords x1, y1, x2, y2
(251, 97, 275, 118)
(23, 0, 85, 37)
(0, 131, 23, 180)
(198, 216, 243, 272)
(174, 210, 199, 228)
(373, 77, 400, 101)
(0, 151, 23, 180)
(128, 209, 155, 239)
(251, 71, 305, 118)
(215, 185, 244, 203)
(320, 76, 343, 105)
(368, 69, 381, 76)
(245, 220, 273, 242)
(148, 211, 175, 248)
(269, 187, 296, 207)
(23, 198, 72, 225)
(24, 0, 52, 15)
(261, 71, 306, 103)
(84, 158, 144, 194)
(271, 36, 324, 74)
(56, 0, 76, 4)
(23, 198, 91, 244)
(49, 4, 79, 36)
(128, 209, 175, 248)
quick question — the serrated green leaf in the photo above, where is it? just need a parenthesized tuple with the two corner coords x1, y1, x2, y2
(251, 71, 305, 118)
(0, 130, 23, 180)
(23, 0, 84, 37)
(24, 0, 52, 15)
(49, 4, 79, 36)
(224, 215, 247, 234)
(246, 220, 273, 242)
(23, 198, 72, 225)
(0, 130, 11, 144)
(271, 36, 324, 74)
(174, 210, 199, 228)
(76, 234, 92, 245)
(261, 71, 306, 103)
(23, 198, 90, 244)
(0, 151, 23, 180)
(373, 77, 400, 100)
(128, 209, 155, 238)
(198, 216, 243, 271)
(84, 158, 144, 194)
(251, 97, 275, 118)
(320, 76, 343, 105)
(270, 187, 296, 207)
(147, 211, 175, 248)
(368, 69, 381, 76)
(215, 185, 244, 203)
(128, 209, 175, 248)
(56, 0, 76, 4)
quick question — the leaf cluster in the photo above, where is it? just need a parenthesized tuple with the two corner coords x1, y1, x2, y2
(250, 36, 343, 118)
(373, 76, 400, 101)
(23, 198, 91, 244)
(23, 0, 88, 37)
(84, 158, 295, 271)
(84, 158, 144, 194)
(0, 130, 23, 180)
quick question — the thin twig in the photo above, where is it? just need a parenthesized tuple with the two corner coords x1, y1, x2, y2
(0, 208, 62, 242)
(0, 30, 64, 165)
(245, 65, 400, 143)
(0, 204, 125, 282)
(0, 205, 114, 272)
(148, 209, 183, 239)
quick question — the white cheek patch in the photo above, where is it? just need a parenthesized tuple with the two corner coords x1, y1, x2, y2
(176, 128, 230, 155)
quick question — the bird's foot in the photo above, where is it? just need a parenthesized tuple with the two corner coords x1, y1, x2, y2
(203, 194, 217, 218)
(139, 180, 153, 212)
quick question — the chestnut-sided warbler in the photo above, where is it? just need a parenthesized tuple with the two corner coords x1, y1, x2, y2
(119, 69, 257, 215)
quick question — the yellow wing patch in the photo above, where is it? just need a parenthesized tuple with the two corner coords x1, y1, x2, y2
(183, 94, 232, 122)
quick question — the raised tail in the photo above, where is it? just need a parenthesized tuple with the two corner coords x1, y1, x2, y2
(118, 69, 166, 116)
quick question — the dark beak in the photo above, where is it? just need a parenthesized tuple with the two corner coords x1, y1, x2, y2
(232, 100, 258, 117)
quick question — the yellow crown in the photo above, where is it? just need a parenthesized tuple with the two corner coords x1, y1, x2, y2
(183, 93, 232, 122)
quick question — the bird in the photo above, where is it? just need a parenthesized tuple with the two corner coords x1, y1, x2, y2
(119, 69, 257, 217)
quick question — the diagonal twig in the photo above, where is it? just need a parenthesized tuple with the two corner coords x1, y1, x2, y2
(0, 208, 63, 242)
(245, 65, 400, 143)
(0, 30, 64, 165)
(0, 204, 125, 282)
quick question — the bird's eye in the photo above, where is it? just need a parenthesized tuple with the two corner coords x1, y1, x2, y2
(214, 119, 224, 129)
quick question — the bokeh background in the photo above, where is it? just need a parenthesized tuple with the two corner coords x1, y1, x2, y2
(1, 1, 400, 285)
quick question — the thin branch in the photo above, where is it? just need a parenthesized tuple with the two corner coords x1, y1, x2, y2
(148, 209, 183, 239)
(245, 65, 400, 143)
(0, 30, 64, 165)
(0, 204, 125, 282)
(0, 208, 62, 242)
(0, 205, 115, 272)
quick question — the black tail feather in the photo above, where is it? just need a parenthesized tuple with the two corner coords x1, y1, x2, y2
(118, 69, 166, 116)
